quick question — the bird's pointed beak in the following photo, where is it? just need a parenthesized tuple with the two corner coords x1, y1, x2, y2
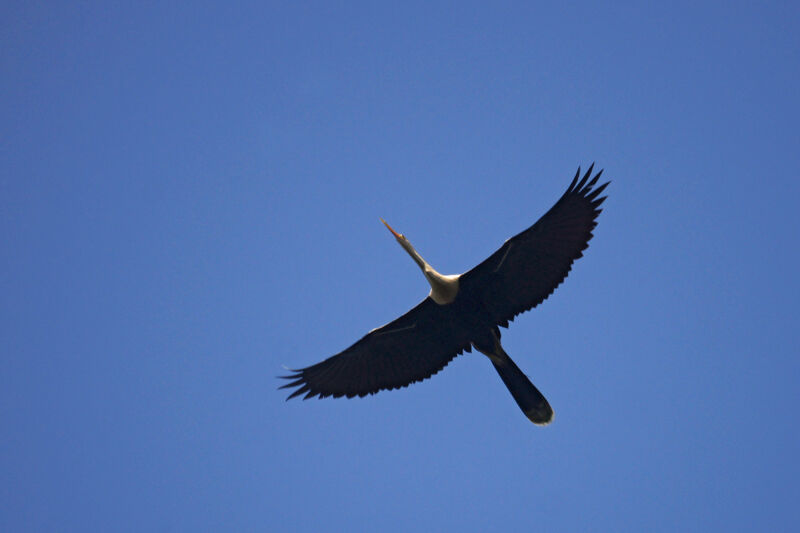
(381, 218, 403, 240)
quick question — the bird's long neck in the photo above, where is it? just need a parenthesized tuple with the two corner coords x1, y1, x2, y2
(400, 240, 460, 305)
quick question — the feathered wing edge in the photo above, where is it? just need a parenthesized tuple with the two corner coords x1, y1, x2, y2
(279, 298, 473, 400)
(278, 348, 466, 401)
(515, 162, 610, 312)
(461, 164, 609, 328)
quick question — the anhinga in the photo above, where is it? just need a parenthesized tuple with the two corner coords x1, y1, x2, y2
(281, 165, 609, 425)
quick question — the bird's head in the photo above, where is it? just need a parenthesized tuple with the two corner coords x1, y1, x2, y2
(381, 218, 420, 264)
(381, 218, 406, 242)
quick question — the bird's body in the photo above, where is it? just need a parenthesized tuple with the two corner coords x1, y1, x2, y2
(281, 165, 609, 425)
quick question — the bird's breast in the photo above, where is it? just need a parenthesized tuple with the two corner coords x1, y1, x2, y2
(426, 273, 460, 305)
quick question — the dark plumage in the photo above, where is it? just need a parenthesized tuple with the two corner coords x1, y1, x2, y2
(281, 165, 608, 424)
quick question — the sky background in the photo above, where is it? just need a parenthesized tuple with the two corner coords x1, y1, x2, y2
(2, 1, 799, 531)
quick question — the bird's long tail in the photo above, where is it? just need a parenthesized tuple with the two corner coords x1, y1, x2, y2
(488, 343, 554, 425)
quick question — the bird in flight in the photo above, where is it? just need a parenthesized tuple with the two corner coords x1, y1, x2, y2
(281, 165, 609, 425)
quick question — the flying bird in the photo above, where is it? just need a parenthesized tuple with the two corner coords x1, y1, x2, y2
(281, 165, 609, 425)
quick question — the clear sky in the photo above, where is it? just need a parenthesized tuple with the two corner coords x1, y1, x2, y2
(2, 2, 799, 531)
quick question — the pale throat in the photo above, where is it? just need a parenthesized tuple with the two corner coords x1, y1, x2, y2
(400, 239, 460, 305)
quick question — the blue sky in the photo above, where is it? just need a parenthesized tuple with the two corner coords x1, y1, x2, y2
(2, 1, 799, 531)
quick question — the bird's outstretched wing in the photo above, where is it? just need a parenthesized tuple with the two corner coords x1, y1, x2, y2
(280, 297, 473, 399)
(460, 165, 609, 327)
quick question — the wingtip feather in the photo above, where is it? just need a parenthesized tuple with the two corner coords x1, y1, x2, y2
(575, 164, 592, 191)
(286, 384, 311, 400)
(568, 167, 580, 192)
(587, 181, 610, 201)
